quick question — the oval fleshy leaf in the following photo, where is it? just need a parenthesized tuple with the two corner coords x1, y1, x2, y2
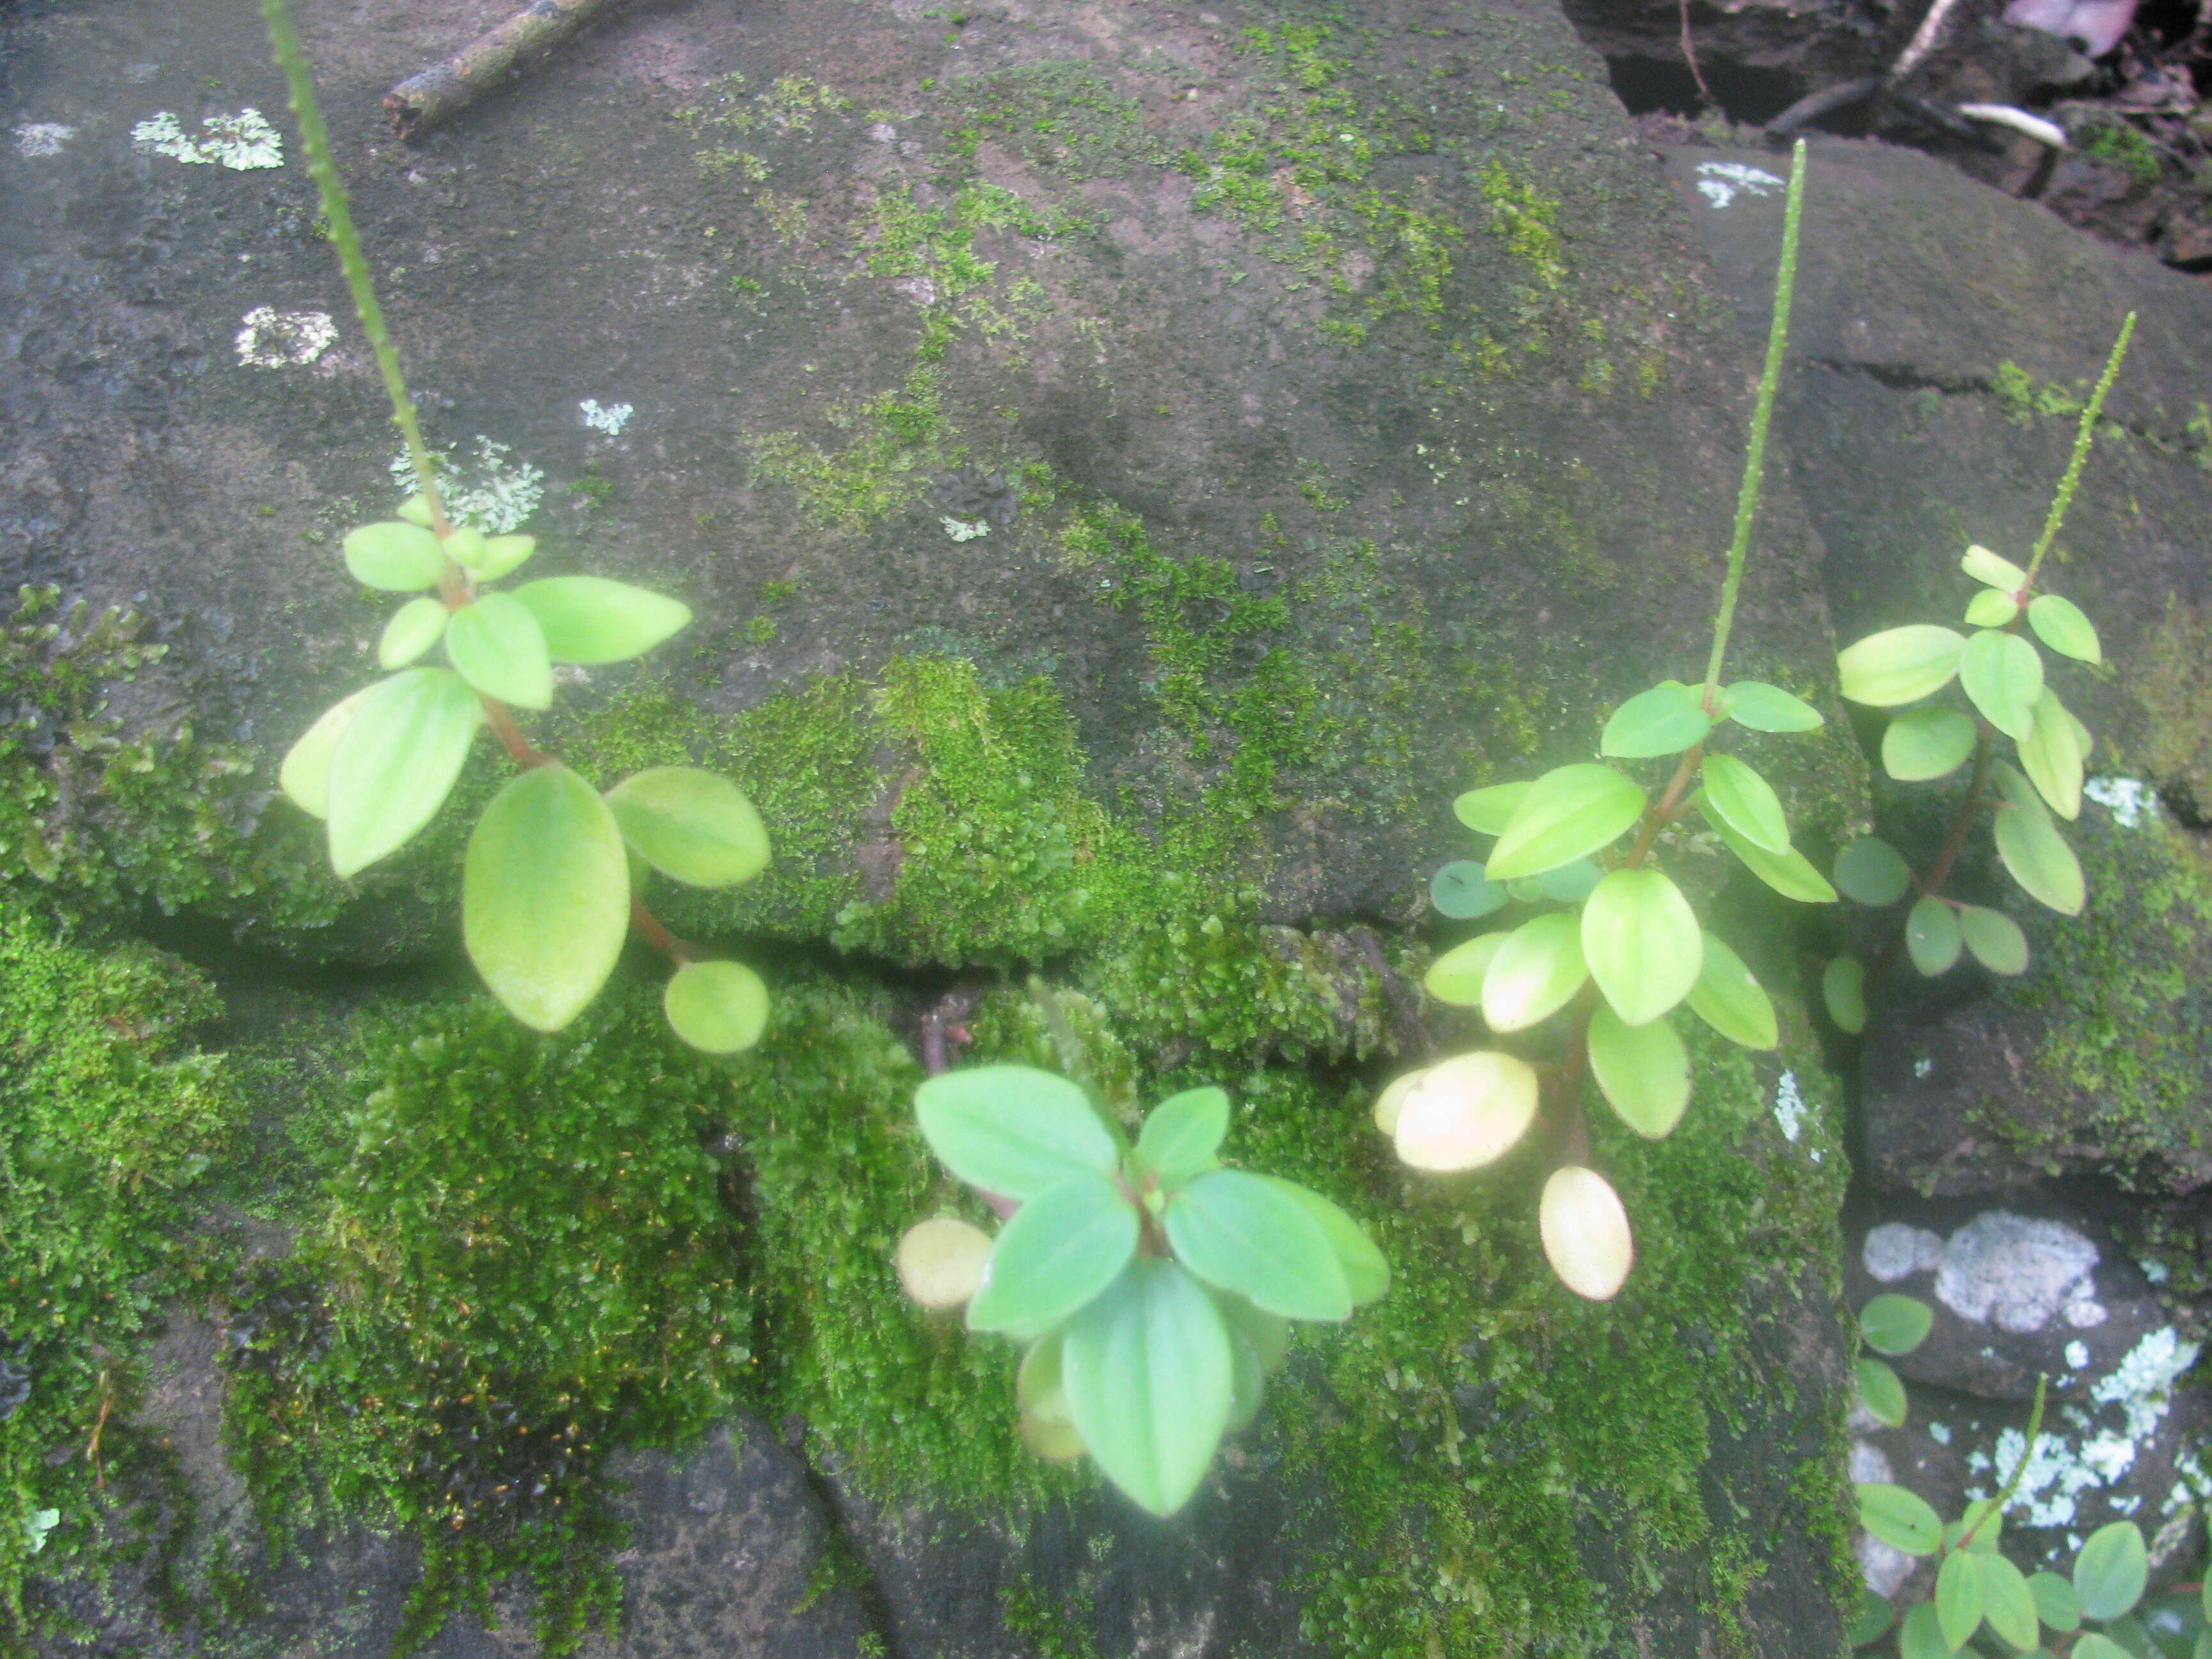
(1708, 814, 1839, 903)
(1882, 705, 1979, 782)
(1484, 764, 1646, 882)
(1958, 905, 2028, 975)
(1454, 781, 1529, 836)
(1859, 1293, 1934, 1356)
(1220, 1292, 1290, 1432)
(914, 1065, 1119, 1202)
(1425, 932, 1507, 1007)
(897, 1215, 993, 1309)
(1936, 1549, 1987, 1653)
(1857, 1482, 1942, 1555)
(968, 1171, 1141, 1335)
(1684, 932, 1777, 1050)
(1585, 1006, 1689, 1137)
(1535, 859, 1603, 902)
(1837, 625, 1966, 707)
(1371, 1068, 1423, 1137)
(1539, 1166, 1632, 1301)
(1700, 753, 1791, 855)
(1582, 868, 1701, 1027)
(1722, 679, 1823, 732)
(397, 493, 436, 528)
(1962, 544, 2028, 590)
(1980, 1553, 2040, 1653)
(343, 521, 445, 591)
(1431, 860, 1505, 919)
(1959, 627, 2044, 741)
(1253, 1176, 1388, 1307)
(1165, 1168, 1350, 1322)
(2028, 593, 2101, 664)
(2029, 1571, 2080, 1632)
(2019, 687, 2084, 820)
(1896, 1603, 1949, 1659)
(2074, 1521, 2147, 1621)
(1134, 1086, 1230, 1188)
(1600, 681, 1710, 758)
(445, 591, 554, 709)
(1965, 588, 2019, 629)
(1855, 1355, 1907, 1427)
(1823, 955, 1867, 1034)
(280, 685, 377, 820)
(1905, 895, 1963, 976)
(462, 762, 631, 1032)
(1993, 767, 2085, 915)
(1061, 1258, 1232, 1518)
(1848, 1587, 1895, 1649)
(456, 531, 536, 581)
(326, 668, 484, 877)
(508, 575, 693, 664)
(662, 958, 771, 1053)
(379, 595, 449, 669)
(1392, 1051, 1539, 1173)
(1834, 836, 1914, 908)
(605, 766, 771, 888)
(1481, 912, 1589, 1032)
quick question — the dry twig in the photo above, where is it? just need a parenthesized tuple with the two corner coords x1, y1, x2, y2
(385, 0, 630, 140)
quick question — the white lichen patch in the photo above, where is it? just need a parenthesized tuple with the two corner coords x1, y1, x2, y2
(13, 123, 74, 157)
(235, 307, 336, 368)
(131, 109, 284, 170)
(2084, 775, 2158, 828)
(1863, 1223, 1946, 1283)
(1933, 1212, 2099, 1333)
(389, 438, 545, 534)
(1695, 161, 1784, 209)
(579, 399, 633, 435)
(942, 517, 991, 542)
(1929, 1422, 1952, 1445)
(2068, 1341, 2092, 1369)
(1773, 1070, 1806, 1142)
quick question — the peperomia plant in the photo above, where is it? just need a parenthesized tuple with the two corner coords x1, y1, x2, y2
(1854, 1291, 1934, 1429)
(1378, 141, 1826, 1301)
(1821, 317, 2134, 1034)
(897, 1064, 1389, 1516)
(262, 0, 771, 1052)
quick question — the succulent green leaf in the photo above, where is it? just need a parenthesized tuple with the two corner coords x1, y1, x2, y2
(1896, 1603, 1952, 1659)
(1582, 868, 1701, 1027)
(1505, 877, 1543, 904)
(1936, 1550, 1988, 1654)
(378, 595, 449, 669)
(1965, 588, 2021, 628)
(1959, 628, 2044, 741)
(1586, 1006, 1689, 1137)
(1855, 1356, 1907, 1427)
(1722, 679, 1823, 732)
(1699, 752, 1791, 854)
(1424, 931, 1507, 1007)
(1962, 544, 2030, 590)
(1993, 766, 2086, 915)
(2071, 1635, 2134, 1659)
(1958, 905, 2028, 975)
(1848, 1586, 1894, 1648)
(1859, 1293, 1934, 1356)
(445, 591, 554, 709)
(604, 766, 771, 888)
(915, 1065, 1119, 1202)
(1834, 836, 1914, 907)
(2074, 1521, 2148, 1621)
(1431, 860, 1505, 919)
(1454, 781, 1529, 836)
(2028, 593, 2102, 663)
(1684, 932, 1778, 1050)
(456, 531, 536, 581)
(2030, 1571, 2081, 1631)
(279, 685, 376, 820)
(1883, 706, 1980, 782)
(1484, 764, 1646, 882)
(1134, 1086, 1230, 1188)
(1165, 1168, 1351, 1322)
(2020, 687, 2084, 820)
(509, 575, 693, 664)
(1979, 1553, 2040, 1653)
(1600, 680, 1711, 758)
(1906, 895, 1963, 975)
(397, 493, 436, 527)
(343, 520, 445, 591)
(1823, 955, 1868, 1034)
(1017, 1331, 1071, 1422)
(1062, 1258, 1233, 1517)
(442, 527, 490, 570)
(1838, 625, 1966, 707)
(968, 1171, 1141, 1336)
(1706, 812, 1839, 903)
(1252, 1176, 1388, 1307)
(1220, 1292, 1290, 1432)
(461, 763, 630, 1032)
(326, 668, 483, 877)
(662, 959, 770, 1054)
(1858, 1482, 1943, 1555)
(1536, 859, 1603, 902)
(1481, 912, 1589, 1032)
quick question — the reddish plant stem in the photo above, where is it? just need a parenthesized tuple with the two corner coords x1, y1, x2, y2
(629, 899, 695, 966)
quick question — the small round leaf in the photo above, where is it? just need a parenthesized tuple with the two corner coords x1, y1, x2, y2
(279, 685, 376, 820)
(1454, 781, 1529, 836)
(378, 595, 449, 669)
(1425, 932, 1507, 1007)
(1586, 1006, 1690, 1137)
(605, 767, 771, 888)
(1965, 588, 2020, 628)
(1582, 868, 1702, 1027)
(663, 958, 771, 1053)
(968, 1171, 1141, 1335)
(1135, 1086, 1230, 1187)
(1855, 1356, 1907, 1427)
(1859, 1294, 1934, 1356)
(1957, 906, 2028, 975)
(897, 1216, 994, 1308)
(1884, 706, 1979, 782)
(1834, 836, 1914, 907)
(1164, 1168, 1350, 1322)
(1857, 1482, 1942, 1555)
(2074, 1521, 2147, 1621)
(1371, 1068, 1424, 1137)
(1431, 860, 1505, 919)
(326, 668, 484, 877)
(1906, 895, 1963, 976)
(1539, 1166, 1633, 1301)
(1823, 956, 1868, 1034)
(344, 520, 445, 591)
(1838, 625, 1966, 707)
(2029, 1570, 2080, 1632)
(445, 591, 554, 710)
(914, 1066, 1118, 1203)
(1959, 627, 2044, 741)
(1392, 1051, 1539, 1173)
(458, 532, 536, 581)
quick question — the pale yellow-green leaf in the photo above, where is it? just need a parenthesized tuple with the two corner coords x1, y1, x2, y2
(509, 575, 692, 664)
(1480, 913, 1589, 1032)
(378, 595, 449, 669)
(1586, 1007, 1690, 1137)
(605, 767, 771, 888)
(663, 958, 771, 1053)
(1582, 868, 1701, 1027)
(326, 669, 484, 877)
(445, 591, 554, 709)
(1539, 1166, 1633, 1301)
(1961, 544, 2028, 590)
(1684, 931, 1778, 1050)
(2019, 686, 2083, 819)
(1836, 625, 1964, 707)
(344, 520, 445, 591)
(1392, 1052, 1539, 1173)
(279, 685, 376, 820)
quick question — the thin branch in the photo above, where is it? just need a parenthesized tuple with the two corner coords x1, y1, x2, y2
(385, 0, 631, 140)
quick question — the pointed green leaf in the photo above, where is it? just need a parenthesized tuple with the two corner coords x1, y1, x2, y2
(1937, 1550, 1987, 1654)
(1431, 860, 1505, 919)
(1253, 1176, 1388, 1307)
(1454, 781, 1528, 836)
(1700, 753, 1791, 854)
(968, 1171, 1141, 1335)
(2071, 1635, 2134, 1659)
(1582, 868, 1701, 1026)
(1481, 912, 1589, 1032)
(279, 685, 376, 819)
(1166, 1168, 1350, 1322)
(1949, 1500, 2003, 1555)
(1684, 932, 1777, 1050)
(1823, 955, 1868, 1034)
(1535, 859, 1603, 902)
(1963, 544, 2029, 590)
(1062, 1258, 1232, 1517)
(509, 575, 693, 664)
(1966, 588, 2020, 628)
(1884, 706, 1979, 781)
(1600, 680, 1711, 758)
(1857, 1482, 1942, 1555)
(1135, 1086, 1230, 1187)
(1957, 905, 2028, 975)
(2020, 686, 2084, 820)
(1722, 679, 1823, 733)
(1484, 764, 1646, 882)
(1834, 836, 1914, 907)
(1586, 1006, 1689, 1137)
(2030, 1571, 2080, 1631)
(914, 1066, 1118, 1202)
(1994, 767, 2085, 915)
(456, 531, 536, 581)
(1906, 895, 1963, 975)
(1959, 628, 2044, 741)
(2028, 593, 2101, 663)
(445, 591, 554, 709)
(604, 766, 770, 888)
(1897, 1603, 1952, 1659)
(1707, 812, 1839, 902)
(1425, 931, 1507, 1007)
(462, 763, 630, 1032)
(397, 493, 436, 528)
(1220, 1292, 1290, 1432)
(1855, 1356, 1907, 1427)
(326, 668, 483, 877)
(2074, 1521, 2147, 1620)
(662, 958, 770, 1054)
(1979, 1553, 2040, 1653)
(343, 520, 445, 591)
(378, 595, 449, 669)
(1848, 1586, 1895, 1647)
(1859, 1293, 1934, 1356)
(1838, 625, 1966, 707)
